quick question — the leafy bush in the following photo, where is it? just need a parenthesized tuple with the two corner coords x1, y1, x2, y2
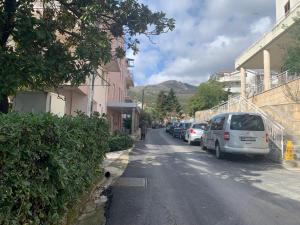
(0, 112, 109, 225)
(109, 133, 134, 152)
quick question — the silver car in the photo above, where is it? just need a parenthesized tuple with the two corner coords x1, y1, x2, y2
(185, 123, 207, 145)
(202, 112, 270, 159)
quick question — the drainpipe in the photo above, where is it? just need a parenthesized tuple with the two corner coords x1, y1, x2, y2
(87, 72, 96, 117)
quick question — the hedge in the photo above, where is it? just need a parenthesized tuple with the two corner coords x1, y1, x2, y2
(109, 133, 134, 152)
(0, 112, 109, 225)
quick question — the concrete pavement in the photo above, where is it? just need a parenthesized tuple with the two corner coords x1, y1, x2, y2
(106, 129, 300, 225)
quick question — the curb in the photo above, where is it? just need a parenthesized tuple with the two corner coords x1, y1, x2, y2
(74, 146, 134, 225)
(282, 161, 300, 171)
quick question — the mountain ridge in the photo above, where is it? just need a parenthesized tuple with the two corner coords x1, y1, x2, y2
(128, 80, 198, 111)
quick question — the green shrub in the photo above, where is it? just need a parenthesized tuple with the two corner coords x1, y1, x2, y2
(0, 112, 109, 225)
(108, 133, 134, 152)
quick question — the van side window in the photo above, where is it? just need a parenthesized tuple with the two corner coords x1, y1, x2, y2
(211, 118, 218, 130)
(211, 117, 225, 130)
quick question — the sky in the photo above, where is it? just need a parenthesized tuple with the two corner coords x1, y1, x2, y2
(127, 0, 276, 86)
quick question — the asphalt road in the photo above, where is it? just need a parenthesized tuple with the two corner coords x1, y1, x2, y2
(106, 129, 300, 225)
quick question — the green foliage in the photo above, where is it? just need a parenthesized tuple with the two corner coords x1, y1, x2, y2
(283, 18, 300, 73)
(155, 89, 182, 120)
(0, 112, 109, 225)
(139, 110, 153, 126)
(155, 91, 168, 119)
(0, 0, 175, 98)
(166, 88, 182, 114)
(108, 133, 134, 152)
(188, 80, 230, 115)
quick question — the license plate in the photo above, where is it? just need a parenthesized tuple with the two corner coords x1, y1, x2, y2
(240, 137, 256, 142)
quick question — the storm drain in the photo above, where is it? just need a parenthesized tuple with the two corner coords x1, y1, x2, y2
(114, 177, 147, 188)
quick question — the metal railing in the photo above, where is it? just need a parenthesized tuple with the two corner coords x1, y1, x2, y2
(208, 95, 285, 158)
(247, 71, 300, 98)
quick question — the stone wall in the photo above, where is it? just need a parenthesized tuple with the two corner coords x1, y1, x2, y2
(248, 79, 300, 107)
(195, 110, 211, 122)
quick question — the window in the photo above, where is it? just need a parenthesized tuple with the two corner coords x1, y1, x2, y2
(284, 1, 290, 15)
(193, 123, 207, 130)
(184, 123, 191, 129)
(211, 117, 225, 130)
(230, 114, 265, 131)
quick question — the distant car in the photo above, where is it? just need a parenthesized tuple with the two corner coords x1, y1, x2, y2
(165, 122, 172, 133)
(152, 123, 159, 129)
(185, 122, 207, 145)
(201, 112, 269, 159)
(169, 122, 178, 135)
(173, 122, 192, 139)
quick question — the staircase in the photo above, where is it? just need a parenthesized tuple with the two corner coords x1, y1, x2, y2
(261, 104, 300, 162)
(208, 96, 286, 162)
(208, 95, 300, 165)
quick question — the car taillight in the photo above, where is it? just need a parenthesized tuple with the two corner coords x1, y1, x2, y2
(190, 129, 196, 134)
(224, 132, 230, 141)
(266, 133, 269, 143)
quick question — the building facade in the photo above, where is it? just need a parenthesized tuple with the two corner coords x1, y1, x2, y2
(235, 0, 300, 97)
(213, 70, 258, 96)
(18, 2, 139, 134)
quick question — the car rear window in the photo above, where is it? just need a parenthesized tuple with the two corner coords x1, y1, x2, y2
(183, 123, 191, 129)
(192, 123, 206, 130)
(230, 115, 265, 131)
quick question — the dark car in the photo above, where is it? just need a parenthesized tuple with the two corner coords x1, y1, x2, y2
(165, 122, 172, 133)
(169, 122, 178, 135)
(173, 122, 192, 139)
(180, 122, 192, 140)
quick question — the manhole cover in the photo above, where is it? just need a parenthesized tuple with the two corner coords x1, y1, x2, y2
(114, 177, 147, 187)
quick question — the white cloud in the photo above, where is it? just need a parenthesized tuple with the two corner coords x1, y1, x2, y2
(129, 0, 275, 85)
(250, 17, 272, 34)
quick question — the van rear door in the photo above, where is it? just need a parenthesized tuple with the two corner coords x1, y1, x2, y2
(228, 114, 268, 149)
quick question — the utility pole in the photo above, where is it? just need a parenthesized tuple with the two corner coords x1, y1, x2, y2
(141, 88, 145, 111)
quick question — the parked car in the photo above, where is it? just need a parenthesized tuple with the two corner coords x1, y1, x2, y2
(173, 122, 192, 138)
(169, 122, 178, 135)
(165, 122, 172, 133)
(201, 112, 269, 159)
(185, 122, 207, 145)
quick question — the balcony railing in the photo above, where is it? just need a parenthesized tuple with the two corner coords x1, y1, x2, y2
(247, 71, 300, 97)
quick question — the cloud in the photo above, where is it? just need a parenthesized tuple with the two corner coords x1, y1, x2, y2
(250, 17, 272, 34)
(128, 0, 275, 85)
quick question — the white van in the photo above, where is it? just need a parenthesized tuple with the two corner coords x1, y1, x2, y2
(202, 113, 270, 159)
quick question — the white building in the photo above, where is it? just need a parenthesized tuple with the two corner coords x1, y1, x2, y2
(235, 0, 300, 97)
(214, 70, 258, 96)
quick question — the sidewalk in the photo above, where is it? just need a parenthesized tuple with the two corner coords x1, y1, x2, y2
(74, 147, 133, 225)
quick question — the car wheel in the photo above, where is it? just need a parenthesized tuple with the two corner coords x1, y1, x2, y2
(215, 143, 224, 159)
(200, 138, 207, 150)
(188, 137, 193, 145)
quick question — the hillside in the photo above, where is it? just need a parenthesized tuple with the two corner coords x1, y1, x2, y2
(128, 80, 198, 112)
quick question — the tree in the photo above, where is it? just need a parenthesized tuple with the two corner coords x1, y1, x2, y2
(187, 80, 230, 115)
(282, 18, 300, 73)
(0, 0, 175, 112)
(166, 88, 182, 115)
(155, 91, 168, 120)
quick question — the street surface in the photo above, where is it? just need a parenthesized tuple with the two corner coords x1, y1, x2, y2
(106, 129, 300, 225)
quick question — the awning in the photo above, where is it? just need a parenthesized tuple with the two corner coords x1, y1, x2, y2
(107, 102, 140, 114)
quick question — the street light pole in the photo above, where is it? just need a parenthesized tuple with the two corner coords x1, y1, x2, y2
(141, 88, 145, 111)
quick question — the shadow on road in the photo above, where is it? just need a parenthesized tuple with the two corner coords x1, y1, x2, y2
(106, 129, 300, 225)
